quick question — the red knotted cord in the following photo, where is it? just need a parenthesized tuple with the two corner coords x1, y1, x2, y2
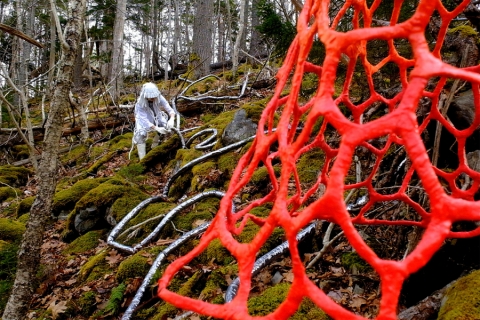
(158, 0, 480, 319)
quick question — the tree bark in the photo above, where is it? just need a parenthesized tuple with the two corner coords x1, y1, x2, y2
(109, 0, 127, 100)
(191, 0, 214, 78)
(1, 0, 87, 319)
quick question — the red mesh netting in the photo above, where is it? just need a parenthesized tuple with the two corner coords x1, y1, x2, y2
(158, 0, 480, 318)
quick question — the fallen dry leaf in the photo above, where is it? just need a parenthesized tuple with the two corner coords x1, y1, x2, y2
(48, 300, 68, 320)
(105, 250, 123, 266)
(350, 296, 367, 309)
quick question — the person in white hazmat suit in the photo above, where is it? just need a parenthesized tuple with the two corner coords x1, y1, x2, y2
(133, 82, 176, 160)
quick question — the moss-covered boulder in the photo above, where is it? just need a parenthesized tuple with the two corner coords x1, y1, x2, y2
(16, 196, 35, 217)
(64, 179, 149, 237)
(116, 252, 150, 283)
(52, 178, 103, 217)
(63, 230, 106, 255)
(0, 218, 25, 242)
(437, 269, 480, 320)
(0, 186, 20, 202)
(0, 165, 33, 187)
(142, 134, 181, 168)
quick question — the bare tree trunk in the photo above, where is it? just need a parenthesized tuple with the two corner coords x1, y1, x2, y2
(232, 0, 247, 77)
(249, 0, 265, 58)
(192, 0, 214, 78)
(109, 0, 126, 101)
(1, 0, 87, 318)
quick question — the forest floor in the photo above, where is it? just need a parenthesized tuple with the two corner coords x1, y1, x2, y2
(1, 65, 480, 320)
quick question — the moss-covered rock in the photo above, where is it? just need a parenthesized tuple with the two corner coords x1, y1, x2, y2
(142, 134, 181, 168)
(0, 218, 25, 242)
(11, 144, 30, 160)
(437, 269, 480, 320)
(0, 186, 20, 202)
(63, 179, 148, 236)
(297, 148, 325, 184)
(242, 97, 269, 123)
(63, 230, 106, 255)
(0, 165, 33, 187)
(448, 25, 478, 37)
(16, 196, 35, 217)
(116, 252, 150, 283)
(79, 249, 109, 282)
(52, 178, 103, 217)
(61, 144, 89, 166)
(108, 132, 133, 150)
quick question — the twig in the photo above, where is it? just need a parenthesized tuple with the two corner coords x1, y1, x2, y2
(118, 214, 166, 239)
(306, 222, 344, 269)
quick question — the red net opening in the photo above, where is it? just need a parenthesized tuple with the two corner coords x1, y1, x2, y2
(158, 0, 480, 318)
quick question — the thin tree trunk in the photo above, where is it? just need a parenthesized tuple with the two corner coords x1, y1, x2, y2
(109, 0, 126, 100)
(232, 0, 247, 77)
(1, 0, 87, 319)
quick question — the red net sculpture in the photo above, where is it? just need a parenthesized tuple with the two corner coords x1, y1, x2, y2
(158, 0, 480, 318)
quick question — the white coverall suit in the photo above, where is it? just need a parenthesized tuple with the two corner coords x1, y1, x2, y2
(133, 82, 176, 160)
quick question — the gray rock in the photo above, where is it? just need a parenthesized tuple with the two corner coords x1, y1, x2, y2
(74, 206, 102, 234)
(221, 109, 257, 145)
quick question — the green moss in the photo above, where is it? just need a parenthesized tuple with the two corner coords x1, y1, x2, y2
(100, 283, 126, 316)
(242, 98, 269, 123)
(235, 221, 285, 255)
(140, 134, 180, 166)
(200, 239, 234, 266)
(297, 148, 325, 184)
(0, 186, 20, 202)
(61, 144, 88, 166)
(203, 110, 236, 146)
(79, 249, 109, 282)
(86, 151, 119, 174)
(217, 152, 240, 173)
(52, 178, 102, 217)
(16, 196, 35, 217)
(199, 265, 238, 303)
(437, 269, 480, 320)
(116, 163, 146, 183)
(11, 144, 30, 160)
(292, 298, 330, 320)
(108, 132, 133, 150)
(0, 218, 25, 242)
(248, 282, 291, 316)
(17, 214, 28, 224)
(108, 191, 149, 223)
(341, 251, 371, 274)
(75, 180, 145, 213)
(448, 25, 478, 37)
(116, 253, 150, 283)
(77, 291, 97, 317)
(0, 165, 33, 187)
(168, 171, 193, 200)
(63, 230, 106, 255)
(153, 271, 204, 320)
(0, 242, 18, 313)
(121, 202, 177, 242)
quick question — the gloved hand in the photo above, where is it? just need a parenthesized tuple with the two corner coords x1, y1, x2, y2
(167, 114, 175, 130)
(154, 126, 168, 134)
